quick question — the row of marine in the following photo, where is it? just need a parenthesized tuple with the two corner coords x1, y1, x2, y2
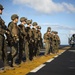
(0, 4, 43, 72)
(0, 4, 60, 73)
(44, 27, 60, 56)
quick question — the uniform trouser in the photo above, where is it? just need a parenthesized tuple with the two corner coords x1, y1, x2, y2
(54, 41, 58, 53)
(18, 39, 24, 64)
(12, 42, 18, 65)
(29, 42, 33, 60)
(51, 42, 55, 53)
(53, 41, 56, 53)
(0, 35, 6, 69)
(37, 46, 40, 56)
(18, 49, 23, 64)
(55, 43, 59, 53)
(7, 46, 13, 67)
(3, 40, 8, 66)
(37, 42, 41, 56)
(33, 40, 38, 57)
(25, 42, 29, 61)
(45, 42, 50, 55)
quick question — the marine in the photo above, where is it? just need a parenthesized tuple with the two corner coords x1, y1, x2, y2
(37, 26, 43, 55)
(43, 27, 52, 56)
(51, 31, 56, 53)
(54, 31, 60, 53)
(18, 17, 27, 64)
(0, 4, 9, 72)
(32, 22, 38, 57)
(25, 19, 33, 61)
(8, 14, 19, 67)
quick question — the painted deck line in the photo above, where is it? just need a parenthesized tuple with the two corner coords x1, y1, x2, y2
(54, 55, 59, 58)
(30, 64, 46, 73)
(58, 50, 66, 55)
(46, 58, 54, 62)
(30, 50, 66, 73)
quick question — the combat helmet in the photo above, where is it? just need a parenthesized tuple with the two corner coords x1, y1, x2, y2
(32, 22, 38, 26)
(72, 34, 75, 37)
(37, 26, 41, 29)
(26, 19, 32, 25)
(51, 31, 54, 33)
(0, 4, 4, 10)
(11, 14, 19, 20)
(54, 31, 58, 34)
(47, 27, 51, 32)
(51, 31, 58, 34)
(20, 17, 27, 22)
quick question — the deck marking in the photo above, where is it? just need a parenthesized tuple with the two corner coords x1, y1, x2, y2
(30, 64, 46, 73)
(46, 58, 54, 62)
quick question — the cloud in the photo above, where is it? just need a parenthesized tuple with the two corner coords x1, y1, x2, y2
(40, 23, 75, 30)
(55, 25, 75, 30)
(12, 0, 75, 14)
(70, 30, 75, 35)
(62, 2, 75, 13)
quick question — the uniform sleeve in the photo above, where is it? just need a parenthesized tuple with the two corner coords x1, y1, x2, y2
(43, 33, 46, 39)
(8, 22, 13, 32)
(18, 25, 26, 36)
(0, 18, 6, 35)
(29, 29, 33, 38)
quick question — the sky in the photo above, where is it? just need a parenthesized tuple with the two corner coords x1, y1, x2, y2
(0, 0, 75, 45)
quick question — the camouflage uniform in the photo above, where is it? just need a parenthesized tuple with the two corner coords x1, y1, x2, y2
(32, 22, 38, 57)
(0, 4, 9, 71)
(8, 14, 19, 67)
(18, 17, 27, 64)
(37, 26, 42, 55)
(52, 31, 57, 53)
(51, 31, 56, 53)
(51, 31, 60, 53)
(44, 27, 52, 55)
(25, 20, 33, 61)
(54, 32, 60, 53)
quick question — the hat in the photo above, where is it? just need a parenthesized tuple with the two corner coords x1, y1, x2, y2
(20, 17, 27, 22)
(47, 27, 51, 32)
(47, 27, 51, 30)
(11, 14, 19, 20)
(37, 26, 41, 29)
(51, 31, 58, 34)
(0, 4, 4, 10)
(51, 31, 54, 33)
(26, 19, 32, 25)
(55, 31, 58, 34)
(32, 22, 38, 26)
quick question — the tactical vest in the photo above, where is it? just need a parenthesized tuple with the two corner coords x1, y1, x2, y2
(32, 28, 38, 40)
(18, 24, 26, 39)
(37, 30, 42, 40)
(8, 22, 19, 37)
(0, 17, 6, 36)
(25, 27, 32, 42)
(44, 32, 51, 43)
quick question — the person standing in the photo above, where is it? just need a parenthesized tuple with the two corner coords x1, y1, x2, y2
(18, 17, 27, 64)
(37, 26, 42, 56)
(43, 27, 52, 56)
(54, 31, 60, 53)
(51, 31, 56, 54)
(32, 22, 38, 57)
(8, 14, 19, 67)
(0, 4, 9, 72)
(52, 31, 58, 54)
(25, 20, 33, 61)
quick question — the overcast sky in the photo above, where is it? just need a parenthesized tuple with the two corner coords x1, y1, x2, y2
(0, 0, 75, 45)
